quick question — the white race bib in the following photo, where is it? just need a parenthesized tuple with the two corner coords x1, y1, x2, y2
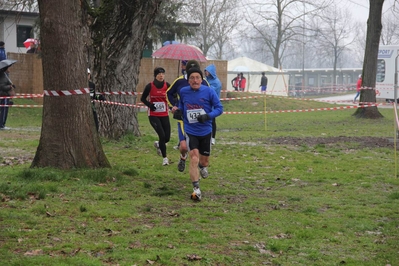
(186, 108, 206, 123)
(153, 102, 166, 112)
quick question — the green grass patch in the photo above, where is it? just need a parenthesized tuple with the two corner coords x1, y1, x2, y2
(1, 95, 399, 265)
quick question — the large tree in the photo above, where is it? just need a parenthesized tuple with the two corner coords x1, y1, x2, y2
(31, 0, 110, 169)
(87, 0, 162, 139)
(353, 0, 385, 119)
(31, 0, 162, 168)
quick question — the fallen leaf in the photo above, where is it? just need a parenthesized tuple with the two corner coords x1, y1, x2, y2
(167, 211, 180, 217)
(146, 255, 160, 264)
(71, 248, 81, 256)
(186, 254, 202, 261)
(24, 249, 43, 256)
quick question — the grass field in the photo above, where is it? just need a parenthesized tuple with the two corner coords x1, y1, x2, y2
(1, 93, 399, 265)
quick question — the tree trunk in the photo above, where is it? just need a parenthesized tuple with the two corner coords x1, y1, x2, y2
(353, 0, 384, 119)
(88, 0, 162, 139)
(31, 0, 110, 169)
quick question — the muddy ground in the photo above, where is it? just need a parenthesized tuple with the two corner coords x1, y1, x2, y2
(1, 126, 395, 166)
(263, 136, 394, 149)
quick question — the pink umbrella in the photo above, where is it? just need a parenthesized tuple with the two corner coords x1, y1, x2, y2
(152, 43, 207, 62)
(23, 38, 36, 49)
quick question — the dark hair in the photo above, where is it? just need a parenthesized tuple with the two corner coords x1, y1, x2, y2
(154, 67, 165, 77)
(187, 67, 203, 80)
(0, 41, 4, 47)
(185, 60, 200, 72)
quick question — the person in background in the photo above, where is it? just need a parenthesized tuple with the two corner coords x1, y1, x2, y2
(174, 67, 223, 201)
(141, 67, 171, 166)
(0, 64, 15, 130)
(239, 72, 246, 92)
(87, 68, 105, 131)
(167, 60, 209, 173)
(181, 60, 188, 75)
(170, 59, 188, 150)
(26, 42, 37, 54)
(354, 74, 362, 103)
(0, 42, 6, 61)
(231, 73, 240, 91)
(204, 64, 222, 145)
(260, 72, 268, 94)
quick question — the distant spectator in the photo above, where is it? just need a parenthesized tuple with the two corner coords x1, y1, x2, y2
(354, 74, 362, 103)
(88, 68, 105, 131)
(0, 64, 16, 130)
(0, 41, 6, 61)
(26, 42, 37, 54)
(231, 73, 239, 91)
(239, 72, 246, 92)
(260, 72, 268, 94)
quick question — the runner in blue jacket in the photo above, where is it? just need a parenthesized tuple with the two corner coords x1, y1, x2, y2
(174, 67, 223, 201)
(166, 60, 209, 173)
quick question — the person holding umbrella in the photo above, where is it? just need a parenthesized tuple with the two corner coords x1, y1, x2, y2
(0, 59, 17, 130)
(0, 41, 6, 61)
(26, 42, 37, 54)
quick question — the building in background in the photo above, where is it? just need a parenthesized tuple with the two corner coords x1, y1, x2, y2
(0, 9, 39, 54)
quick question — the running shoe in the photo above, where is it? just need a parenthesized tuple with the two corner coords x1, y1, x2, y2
(211, 138, 216, 145)
(191, 187, 201, 201)
(153, 141, 162, 156)
(199, 166, 209, 179)
(173, 142, 180, 150)
(177, 158, 186, 172)
(162, 157, 169, 166)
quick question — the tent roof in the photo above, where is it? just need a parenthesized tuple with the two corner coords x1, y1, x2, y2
(228, 57, 282, 72)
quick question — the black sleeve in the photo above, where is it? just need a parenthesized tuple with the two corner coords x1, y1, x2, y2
(89, 81, 96, 100)
(141, 83, 152, 107)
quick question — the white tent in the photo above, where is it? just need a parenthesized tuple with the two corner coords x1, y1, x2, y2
(228, 57, 289, 96)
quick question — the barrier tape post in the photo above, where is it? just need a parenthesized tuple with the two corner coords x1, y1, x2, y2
(394, 102, 398, 178)
(264, 95, 267, 131)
